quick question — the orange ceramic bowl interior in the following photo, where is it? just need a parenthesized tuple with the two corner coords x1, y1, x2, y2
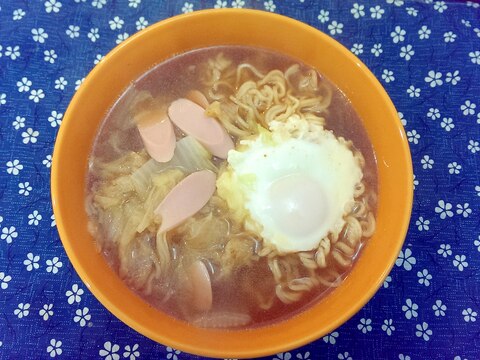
(51, 9, 413, 359)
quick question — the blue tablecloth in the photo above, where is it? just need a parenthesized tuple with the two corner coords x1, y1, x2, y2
(1, 1, 479, 359)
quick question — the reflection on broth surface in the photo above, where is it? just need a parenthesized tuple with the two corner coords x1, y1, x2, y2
(86, 46, 377, 329)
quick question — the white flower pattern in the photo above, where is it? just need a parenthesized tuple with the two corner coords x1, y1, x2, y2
(123, 344, 140, 360)
(73, 307, 91, 327)
(418, 25, 431, 40)
(6, 159, 23, 175)
(417, 269, 432, 287)
(432, 300, 446, 317)
(351, 43, 364, 55)
(99, 341, 120, 360)
(468, 140, 480, 154)
(416, 217, 429, 231)
(427, 107, 440, 120)
(88, 28, 100, 42)
(437, 244, 452, 258)
(45, 0, 62, 13)
(381, 69, 395, 83)
(453, 255, 468, 271)
(402, 298, 419, 319)
(166, 346, 181, 360)
(390, 26, 406, 43)
(351, 4, 365, 19)
(470, 51, 480, 64)
(264, 0, 276, 12)
(381, 319, 395, 336)
(322, 331, 339, 345)
(46, 339, 62, 357)
(370, 5, 385, 19)
(448, 162, 461, 174)
(0, 272, 12, 289)
(421, 155, 434, 169)
(445, 70, 460, 85)
(461, 100, 476, 115)
(462, 308, 477, 322)
(0, 1, 478, 358)
(66, 25, 80, 38)
(24, 253, 40, 271)
(39, 303, 54, 321)
(371, 43, 383, 57)
(357, 317, 373, 333)
(317, 10, 329, 24)
(2, 226, 18, 243)
(17, 77, 32, 92)
(27, 210, 42, 226)
(406, 7, 418, 16)
(66, 284, 84, 304)
(136, 17, 148, 30)
(424, 70, 443, 87)
(338, 353, 352, 360)
(434, 1, 447, 13)
(13, 9, 26, 21)
(407, 129, 420, 144)
(406, 85, 420, 98)
(12, 116, 26, 130)
(14, 303, 30, 318)
(327, 21, 343, 36)
(400, 45, 414, 61)
(440, 117, 454, 131)
(435, 200, 453, 219)
(383, 275, 392, 288)
(415, 322, 432, 341)
(46, 257, 63, 274)
(396, 248, 416, 271)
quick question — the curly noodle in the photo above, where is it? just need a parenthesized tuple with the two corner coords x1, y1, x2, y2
(197, 53, 377, 306)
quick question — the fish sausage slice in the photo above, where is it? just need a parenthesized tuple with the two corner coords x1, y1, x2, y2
(168, 98, 234, 159)
(186, 90, 210, 109)
(187, 260, 213, 312)
(136, 110, 176, 163)
(155, 170, 216, 233)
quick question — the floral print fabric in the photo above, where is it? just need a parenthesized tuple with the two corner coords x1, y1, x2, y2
(0, 0, 479, 359)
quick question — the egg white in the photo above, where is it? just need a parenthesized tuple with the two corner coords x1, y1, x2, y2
(217, 117, 363, 253)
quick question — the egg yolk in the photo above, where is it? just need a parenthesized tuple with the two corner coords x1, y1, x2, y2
(265, 174, 327, 238)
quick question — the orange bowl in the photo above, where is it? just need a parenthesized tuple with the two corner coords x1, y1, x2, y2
(51, 9, 413, 359)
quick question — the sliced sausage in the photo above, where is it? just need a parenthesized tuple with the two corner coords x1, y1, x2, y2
(186, 90, 210, 109)
(168, 98, 234, 159)
(155, 170, 216, 233)
(136, 109, 176, 163)
(187, 260, 213, 312)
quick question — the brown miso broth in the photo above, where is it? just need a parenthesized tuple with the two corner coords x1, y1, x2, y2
(86, 46, 378, 329)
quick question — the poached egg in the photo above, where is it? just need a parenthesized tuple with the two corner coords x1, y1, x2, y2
(216, 115, 363, 253)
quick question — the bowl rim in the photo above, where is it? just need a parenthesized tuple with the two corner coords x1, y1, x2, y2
(51, 8, 413, 359)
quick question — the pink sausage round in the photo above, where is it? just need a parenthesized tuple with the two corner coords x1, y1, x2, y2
(168, 98, 234, 159)
(187, 260, 213, 312)
(136, 111, 176, 163)
(155, 170, 216, 233)
(186, 90, 210, 109)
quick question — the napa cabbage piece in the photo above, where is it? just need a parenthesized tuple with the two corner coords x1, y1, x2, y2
(131, 136, 217, 195)
(90, 151, 149, 181)
(176, 212, 229, 253)
(90, 148, 185, 252)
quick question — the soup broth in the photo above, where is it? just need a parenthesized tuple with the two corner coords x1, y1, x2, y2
(86, 46, 377, 329)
